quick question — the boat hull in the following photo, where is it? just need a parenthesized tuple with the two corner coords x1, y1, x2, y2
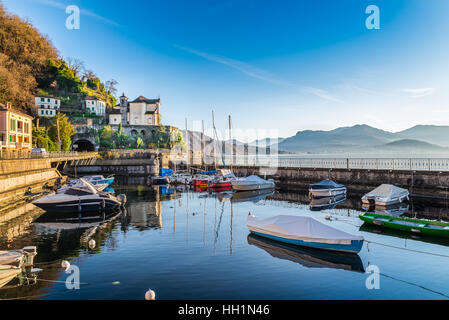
(248, 230, 364, 254)
(208, 181, 232, 190)
(193, 179, 209, 187)
(359, 213, 449, 237)
(309, 187, 346, 198)
(33, 198, 121, 214)
(232, 183, 275, 192)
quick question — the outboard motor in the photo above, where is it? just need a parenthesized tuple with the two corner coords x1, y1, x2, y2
(117, 194, 127, 207)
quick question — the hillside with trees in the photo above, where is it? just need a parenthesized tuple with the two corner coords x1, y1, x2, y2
(0, 4, 117, 115)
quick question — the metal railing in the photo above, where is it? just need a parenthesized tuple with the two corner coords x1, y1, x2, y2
(215, 156, 449, 172)
(0, 151, 98, 160)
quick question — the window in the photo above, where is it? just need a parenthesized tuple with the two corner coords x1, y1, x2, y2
(46, 110, 48, 115)
(41, 105, 44, 108)
(55, 100, 58, 104)
(48, 98, 50, 102)
(41, 98, 44, 102)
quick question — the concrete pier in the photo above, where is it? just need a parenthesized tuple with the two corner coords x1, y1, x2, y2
(231, 166, 449, 200)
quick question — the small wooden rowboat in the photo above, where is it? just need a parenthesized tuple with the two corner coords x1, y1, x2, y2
(0, 265, 21, 288)
(247, 214, 364, 254)
(359, 212, 449, 237)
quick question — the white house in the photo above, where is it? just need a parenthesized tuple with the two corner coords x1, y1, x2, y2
(84, 96, 106, 116)
(35, 95, 60, 117)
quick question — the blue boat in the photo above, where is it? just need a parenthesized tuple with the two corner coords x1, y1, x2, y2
(247, 214, 364, 254)
(82, 175, 115, 187)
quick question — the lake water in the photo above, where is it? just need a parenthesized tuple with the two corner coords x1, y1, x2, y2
(1, 184, 449, 300)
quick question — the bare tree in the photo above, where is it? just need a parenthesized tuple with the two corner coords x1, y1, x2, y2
(105, 79, 118, 96)
(82, 69, 97, 81)
(66, 57, 85, 77)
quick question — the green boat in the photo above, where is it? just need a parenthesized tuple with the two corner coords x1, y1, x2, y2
(359, 212, 449, 238)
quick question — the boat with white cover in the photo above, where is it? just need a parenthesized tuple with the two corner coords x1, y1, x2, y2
(32, 179, 126, 214)
(247, 214, 364, 253)
(231, 175, 275, 191)
(309, 180, 347, 198)
(362, 184, 409, 207)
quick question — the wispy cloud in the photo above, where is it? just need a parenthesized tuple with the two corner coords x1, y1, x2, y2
(402, 87, 436, 98)
(174, 44, 342, 103)
(301, 86, 342, 103)
(27, 0, 120, 27)
(174, 45, 293, 87)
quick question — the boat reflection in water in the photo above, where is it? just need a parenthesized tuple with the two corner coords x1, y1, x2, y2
(247, 234, 364, 273)
(309, 194, 347, 211)
(361, 202, 409, 217)
(231, 189, 274, 203)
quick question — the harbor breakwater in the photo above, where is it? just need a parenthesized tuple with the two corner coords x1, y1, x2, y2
(0, 159, 63, 211)
(231, 166, 449, 201)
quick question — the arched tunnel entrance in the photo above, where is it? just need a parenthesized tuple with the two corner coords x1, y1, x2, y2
(72, 139, 95, 152)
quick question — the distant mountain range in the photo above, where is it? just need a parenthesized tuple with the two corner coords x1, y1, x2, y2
(182, 124, 449, 156)
(277, 124, 449, 155)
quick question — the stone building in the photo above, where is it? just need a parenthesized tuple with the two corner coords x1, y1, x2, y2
(109, 93, 161, 126)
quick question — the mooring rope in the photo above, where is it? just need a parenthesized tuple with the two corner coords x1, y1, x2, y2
(365, 240, 449, 258)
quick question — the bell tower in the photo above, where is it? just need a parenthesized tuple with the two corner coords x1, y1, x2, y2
(119, 93, 128, 124)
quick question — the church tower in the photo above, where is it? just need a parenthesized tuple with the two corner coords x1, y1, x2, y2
(119, 93, 128, 124)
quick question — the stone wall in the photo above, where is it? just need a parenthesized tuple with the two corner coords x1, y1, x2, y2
(231, 166, 449, 200)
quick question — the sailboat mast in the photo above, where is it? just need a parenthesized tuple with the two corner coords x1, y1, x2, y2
(201, 120, 205, 170)
(212, 110, 217, 169)
(185, 118, 189, 173)
(228, 115, 233, 172)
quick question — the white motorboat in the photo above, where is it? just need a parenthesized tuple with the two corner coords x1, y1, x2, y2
(362, 184, 409, 207)
(231, 175, 275, 191)
(57, 179, 109, 193)
(82, 175, 114, 187)
(309, 180, 347, 198)
(32, 179, 126, 214)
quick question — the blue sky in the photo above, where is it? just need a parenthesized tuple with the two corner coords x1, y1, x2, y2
(4, 0, 449, 139)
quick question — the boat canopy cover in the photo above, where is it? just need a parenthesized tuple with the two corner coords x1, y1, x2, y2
(310, 179, 345, 189)
(239, 175, 271, 184)
(218, 169, 235, 178)
(247, 215, 363, 245)
(362, 184, 409, 200)
(197, 169, 217, 175)
(159, 168, 173, 176)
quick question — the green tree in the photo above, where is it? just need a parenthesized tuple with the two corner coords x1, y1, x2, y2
(48, 113, 76, 151)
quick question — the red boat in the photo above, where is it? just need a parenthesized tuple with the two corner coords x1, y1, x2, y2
(192, 175, 210, 187)
(208, 181, 232, 190)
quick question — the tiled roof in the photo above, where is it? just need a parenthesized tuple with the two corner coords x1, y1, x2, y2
(130, 96, 160, 104)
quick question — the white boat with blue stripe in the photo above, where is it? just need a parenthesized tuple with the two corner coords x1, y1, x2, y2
(247, 214, 364, 254)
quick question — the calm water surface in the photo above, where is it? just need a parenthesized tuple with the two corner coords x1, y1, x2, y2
(1, 185, 449, 300)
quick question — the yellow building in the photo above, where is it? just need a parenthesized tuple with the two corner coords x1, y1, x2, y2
(0, 104, 34, 151)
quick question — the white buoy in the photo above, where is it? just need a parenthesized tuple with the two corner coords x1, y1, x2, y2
(145, 289, 156, 300)
(61, 260, 70, 270)
(88, 239, 96, 249)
